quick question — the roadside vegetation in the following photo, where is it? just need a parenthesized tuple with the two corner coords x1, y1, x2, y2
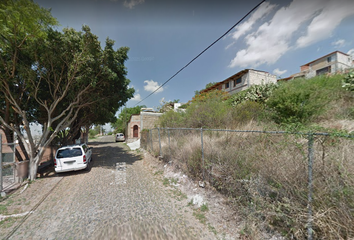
(150, 72, 354, 239)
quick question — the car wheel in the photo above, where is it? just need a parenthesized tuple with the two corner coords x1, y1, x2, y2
(85, 162, 91, 172)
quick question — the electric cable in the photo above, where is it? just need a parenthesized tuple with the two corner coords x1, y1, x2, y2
(134, 0, 266, 106)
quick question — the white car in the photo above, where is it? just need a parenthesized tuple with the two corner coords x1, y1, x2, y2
(54, 144, 92, 173)
(115, 133, 125, 142)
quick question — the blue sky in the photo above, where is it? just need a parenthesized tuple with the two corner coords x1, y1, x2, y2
(35, 0, 354, 113)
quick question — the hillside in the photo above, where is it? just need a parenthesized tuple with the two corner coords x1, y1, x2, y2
(148, 72, 354, 239)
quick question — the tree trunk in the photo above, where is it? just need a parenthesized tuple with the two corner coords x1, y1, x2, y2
(28, 145, 47, 180)
(29, 157, 39, 181)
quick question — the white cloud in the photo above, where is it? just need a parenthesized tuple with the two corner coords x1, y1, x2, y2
(273, 68, 288, 76)
(123, 0, 145, 9)
(231, 2, 277, 41)
(144, 80, 164, 93)
(348, 49, 354, 57)
(332, 39, 346, 48)
(131, 93, 141, 101)
(296, 0, 354, 48)
(229, 0, 354, 68)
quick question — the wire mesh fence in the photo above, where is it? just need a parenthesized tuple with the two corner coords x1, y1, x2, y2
(1, 134, 17, 193)
(141, 128, 354, 239)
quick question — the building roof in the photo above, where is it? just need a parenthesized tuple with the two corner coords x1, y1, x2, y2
(200, 69, 271, 94)
(301, 50, 349, 67)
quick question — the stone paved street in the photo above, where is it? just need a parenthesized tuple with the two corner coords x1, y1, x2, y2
(8, 135, 216, 240)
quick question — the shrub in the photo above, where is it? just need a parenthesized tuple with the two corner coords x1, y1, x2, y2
(227, 83, 278, 106)
(185, 97, 231, 129)
(230, 101, 265, 126)
(158, 110, 185, 128)
(266, 76, 336, 124)
(191, 89, 229, 103)
(342, 70, 354, 91)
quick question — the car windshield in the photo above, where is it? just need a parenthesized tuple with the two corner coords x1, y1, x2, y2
(57, 148, 82, 158)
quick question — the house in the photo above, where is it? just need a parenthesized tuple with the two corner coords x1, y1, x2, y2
(200, 69, 277, 95)
(284, 51, 354, 80)
(126, 108, 162, 143)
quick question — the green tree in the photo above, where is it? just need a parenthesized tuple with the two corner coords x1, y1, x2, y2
(0, 0, 58, 161)
(111, 105, 146, 133)
(194, 82, 217, 96)
(0, 0, 133, 179)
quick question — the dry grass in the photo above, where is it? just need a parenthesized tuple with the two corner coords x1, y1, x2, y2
(145, 126, 354, 239)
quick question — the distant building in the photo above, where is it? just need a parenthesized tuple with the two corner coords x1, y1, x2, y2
(126, 108, 162, 143)
(200, 69, 277, 95)
(282, 51, 354, 81)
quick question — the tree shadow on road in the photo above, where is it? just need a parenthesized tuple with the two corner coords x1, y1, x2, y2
(90, 141, 142, 170)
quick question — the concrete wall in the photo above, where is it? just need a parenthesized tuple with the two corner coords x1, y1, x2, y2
(225, 70, 276, 95)
(141, 112, 162, 130)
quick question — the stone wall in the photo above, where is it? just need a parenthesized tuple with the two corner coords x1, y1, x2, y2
(126, 112, 162, 143)
(127, 114, 140, 140)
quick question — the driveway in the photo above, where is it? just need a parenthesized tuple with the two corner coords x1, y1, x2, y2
(4, 135, 216, 239)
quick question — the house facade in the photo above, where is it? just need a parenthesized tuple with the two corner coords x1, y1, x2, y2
(200, 69, 277, 95)
(126, 109, 162, 143)
(286, 51, 354, 80)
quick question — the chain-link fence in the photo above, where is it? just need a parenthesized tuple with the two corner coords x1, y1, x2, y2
(141, 128, 354, 239)
(0, 134, 17, 194)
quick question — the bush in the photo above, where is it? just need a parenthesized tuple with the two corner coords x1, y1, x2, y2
(231, 101, 265, 126)
(158, 110, 185, 128)
(185, 98, 231, 129)
(266, 76, 338, 124)
(228, 83, 278, 106)
(342, 70, 354, 91)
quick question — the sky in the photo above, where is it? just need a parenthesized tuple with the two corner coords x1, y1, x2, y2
(34, 0, 354, 114)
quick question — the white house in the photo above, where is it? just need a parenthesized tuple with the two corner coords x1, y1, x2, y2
(200, 69, 277, 95)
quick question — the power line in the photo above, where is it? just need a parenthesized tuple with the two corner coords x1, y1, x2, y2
(134, 0, 266, 106)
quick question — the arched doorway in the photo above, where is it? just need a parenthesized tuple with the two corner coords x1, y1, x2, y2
(133, 125, 139, 138)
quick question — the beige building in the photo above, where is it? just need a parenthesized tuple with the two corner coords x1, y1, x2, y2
(200, 69, 277, 95)
(284, 51, 354, 80)
(126, 109, 162, 143)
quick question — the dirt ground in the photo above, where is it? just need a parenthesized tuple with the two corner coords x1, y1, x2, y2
(141, 151, 244, 239)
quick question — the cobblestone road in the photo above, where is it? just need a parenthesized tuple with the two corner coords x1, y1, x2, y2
(9, 136, 216, 240)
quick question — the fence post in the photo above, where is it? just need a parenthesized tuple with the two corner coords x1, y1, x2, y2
(158, 128, 162, 157)
(0, 134, 2, 193)
(307, 133, 314, 240)
(13, 131, 16, 183)
(201, 128, 204, 181)
(168, 128, 171, 161)
(150, 129, 153, 152)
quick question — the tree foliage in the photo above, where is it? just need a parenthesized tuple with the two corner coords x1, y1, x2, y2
(0, 0, 134, 180)
(111, 105, 146, 133)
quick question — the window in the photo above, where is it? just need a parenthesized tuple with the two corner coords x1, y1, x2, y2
(57, 148, 82, 158)
(327, 56, 332, 62)
(316, 66, 331, 75)
(234, 77, 242, 87)
(225, 82, 229, 88)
